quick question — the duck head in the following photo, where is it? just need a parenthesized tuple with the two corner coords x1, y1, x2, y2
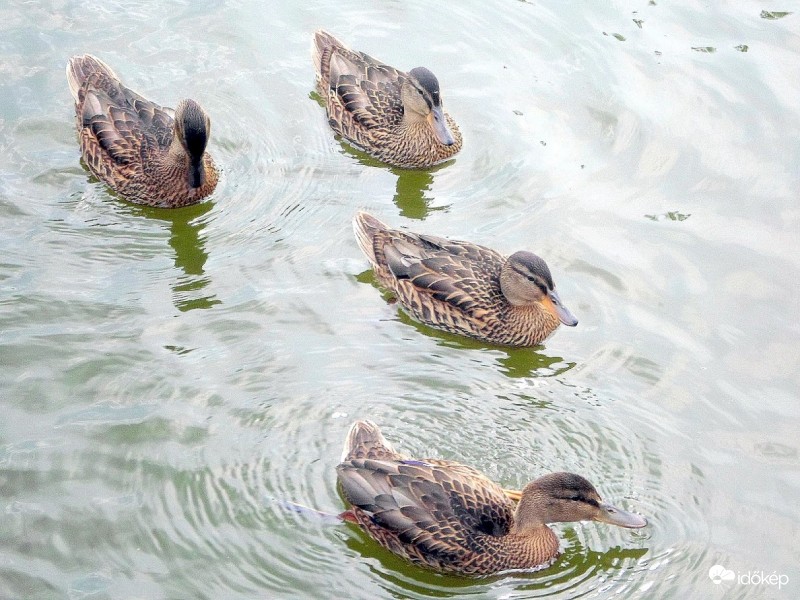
(513, 472, 647, 533)
(401, 67, 455, 146)
(174, 99, 211, 188)
(499, 251, 578, 326)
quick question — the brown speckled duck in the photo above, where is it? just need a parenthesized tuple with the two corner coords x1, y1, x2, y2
(353, 212, 578, 347)
(312, 30, 462, 169)
(66, 54, 218, 208)
(337, 421, 647, 576)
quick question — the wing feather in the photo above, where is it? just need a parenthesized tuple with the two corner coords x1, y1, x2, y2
(337, 457, 515, 569)
(325, 46, 404, 132)
(384, 234, 504, 317)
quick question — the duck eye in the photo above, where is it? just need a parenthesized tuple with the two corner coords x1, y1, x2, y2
(530, 280, 547, 294)
(571, 495, 599, 507)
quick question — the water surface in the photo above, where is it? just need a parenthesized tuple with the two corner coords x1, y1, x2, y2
(1, 1, 798, 598)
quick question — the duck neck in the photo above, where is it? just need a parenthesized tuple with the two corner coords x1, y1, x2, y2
(188, 159, 205, 188)
(498, 302, 559, 346)
(399, 116, 436, 143)
(503, 523, 561, 569)
(163, 136, 205, 189)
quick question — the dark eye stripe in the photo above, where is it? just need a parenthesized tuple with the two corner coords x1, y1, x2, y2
(566, 494, 599, 507)
(511, 265, 530, 278)
(511, 265, 546, 290)
(412, 83, 434, 110)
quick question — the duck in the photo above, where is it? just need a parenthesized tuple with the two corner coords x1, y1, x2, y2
(352, 212, 578, 347)
(337, 420, 647, 576)
(66, 54, 218, 208)
(312, 30, 462, 169)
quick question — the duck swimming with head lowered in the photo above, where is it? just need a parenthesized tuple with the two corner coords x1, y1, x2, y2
(353, 212, 578, 347)
(66, 54, 218, 208)
(312, 30, 462, 169)
(337, 420, 648, 576)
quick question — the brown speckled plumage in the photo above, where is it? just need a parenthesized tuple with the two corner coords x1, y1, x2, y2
(312, 30, 462, 169)
(352, 212, 578, 347)
(66, 54, 218, 208)
(337, 421, 647, 576)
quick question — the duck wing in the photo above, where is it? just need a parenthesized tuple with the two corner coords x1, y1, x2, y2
(325, 47, 405, 131)
(69, 55, 175, 167)
(384, 233, 505, 317)
(78, 86, 144, 167)
(125, 92, 174, 149)
(83, 81, 174, 152)
(337, 457, 515, 568)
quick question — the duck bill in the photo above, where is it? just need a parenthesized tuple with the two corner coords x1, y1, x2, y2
(548, 289, 578, 327)
(428, 106, 455, 146)
(595, 502, 648, 528)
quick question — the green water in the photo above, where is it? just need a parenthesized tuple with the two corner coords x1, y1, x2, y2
(1, 1, 798, 598)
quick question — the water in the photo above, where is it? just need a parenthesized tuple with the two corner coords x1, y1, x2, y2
(1, 0, 798, 598)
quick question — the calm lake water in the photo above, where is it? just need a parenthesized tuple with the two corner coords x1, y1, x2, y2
(1, 1, 798, 598)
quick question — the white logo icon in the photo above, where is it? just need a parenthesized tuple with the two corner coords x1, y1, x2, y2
(709, 565, 736, 584)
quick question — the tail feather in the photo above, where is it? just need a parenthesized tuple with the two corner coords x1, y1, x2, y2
(66, 54, 118, 102)
(312, 29, 343, 86)
(341, 420, 396, 462)
(352, 211, 387, 267)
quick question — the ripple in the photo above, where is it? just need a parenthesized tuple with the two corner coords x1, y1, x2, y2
(255, 394, 701, 598)
(1, 0, 797, 597)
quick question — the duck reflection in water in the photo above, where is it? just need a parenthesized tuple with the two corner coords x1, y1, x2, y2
(390, 162, 454, 219)
(124, 201, 219, 312)
(167, 202, 219, 312)
(387, 308, 576, 379)
(338, 142, 453, 219)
